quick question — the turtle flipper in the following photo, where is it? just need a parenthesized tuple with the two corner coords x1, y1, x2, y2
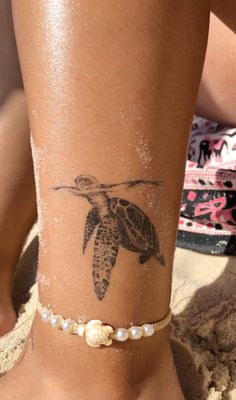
(93, 215, 120, 300)
(139, 252, 165, 266)
(139, 253, 151, 264)
(155, 253, 165, 267)
(83, 207, 100, 253)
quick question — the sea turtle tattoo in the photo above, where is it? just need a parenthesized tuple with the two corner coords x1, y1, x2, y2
(54, 175, 165, 300)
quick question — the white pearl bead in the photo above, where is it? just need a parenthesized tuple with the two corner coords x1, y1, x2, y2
(77, 324, 86, 337)
(114, 328, 128, 342)
(50, 315, 62, 328)
(41, 309, 52, 322)
(129, 326, 142, 340)
(142, 324, 154, 337)
(62, 319, 73, 333)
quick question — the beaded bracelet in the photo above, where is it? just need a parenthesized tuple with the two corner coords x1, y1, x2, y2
(37, 301, 172, 348)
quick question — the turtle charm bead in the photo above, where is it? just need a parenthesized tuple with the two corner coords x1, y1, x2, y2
(85, 320, 114, 348)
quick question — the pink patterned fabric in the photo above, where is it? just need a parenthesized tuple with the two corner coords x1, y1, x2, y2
(177, 116, 236, 255)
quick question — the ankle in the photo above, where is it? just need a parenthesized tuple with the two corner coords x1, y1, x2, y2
(0, 275, 17, 335)
(32, 317, 173, 387)
(28, 322, 183, 400)
(0, 303, 17, 335)
(0, 263, 15, 292)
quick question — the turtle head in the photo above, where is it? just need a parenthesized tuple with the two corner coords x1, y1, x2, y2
(53, 175, 102, 197)
(74, 175, 100, 191)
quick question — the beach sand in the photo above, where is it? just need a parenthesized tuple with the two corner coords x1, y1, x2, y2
(0, 226, 235, 399)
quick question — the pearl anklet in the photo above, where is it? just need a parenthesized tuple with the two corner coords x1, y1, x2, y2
(37, 301, 172, 348)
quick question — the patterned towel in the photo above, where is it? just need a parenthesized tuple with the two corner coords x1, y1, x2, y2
(177, 116, 236, 255)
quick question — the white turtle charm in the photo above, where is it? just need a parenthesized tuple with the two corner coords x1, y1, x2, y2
(85, 319, 113, 348)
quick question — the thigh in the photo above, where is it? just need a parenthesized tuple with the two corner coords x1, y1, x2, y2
(0, 0, 22, 103)
(212, 0, 236, 33)
(196, 13, 236, 125)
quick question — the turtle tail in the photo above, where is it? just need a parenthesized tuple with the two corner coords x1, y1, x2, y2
(155, 253, 166, 267)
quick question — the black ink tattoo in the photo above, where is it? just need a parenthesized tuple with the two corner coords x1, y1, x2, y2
(54, 175, 165, 300)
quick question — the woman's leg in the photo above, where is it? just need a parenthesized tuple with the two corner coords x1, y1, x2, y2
(212, 0, 236, 34)
(0, 0, 36, 335)
(196, 12, 236, 125)
(7, 1, 210, 399)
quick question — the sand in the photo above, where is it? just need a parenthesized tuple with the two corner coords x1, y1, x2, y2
(172, 249, 236, 400)
(0, 227, 235, 399)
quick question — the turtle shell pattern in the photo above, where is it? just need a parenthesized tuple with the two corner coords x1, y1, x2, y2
(110, 197, 158, 254)
(85, 320, 113, 347)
